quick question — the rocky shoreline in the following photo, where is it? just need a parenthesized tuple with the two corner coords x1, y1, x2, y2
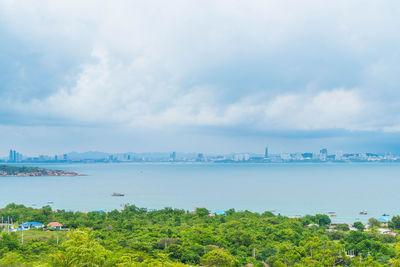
(0, 164, 81, 176)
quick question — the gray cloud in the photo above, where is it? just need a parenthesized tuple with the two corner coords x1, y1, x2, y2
(1, 0, 400, 153)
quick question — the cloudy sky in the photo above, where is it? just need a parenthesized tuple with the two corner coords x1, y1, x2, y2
(1, 0, 400, 155)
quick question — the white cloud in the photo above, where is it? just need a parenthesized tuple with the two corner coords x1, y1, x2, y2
(28, 49, 369, 131)
(264, 89, 365, 130)
(2, 0, 400, 135)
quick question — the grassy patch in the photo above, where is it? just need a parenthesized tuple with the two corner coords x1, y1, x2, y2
(20, 230, 67, 242)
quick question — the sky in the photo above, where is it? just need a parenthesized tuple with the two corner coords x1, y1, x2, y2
(1, 0, 400, 155)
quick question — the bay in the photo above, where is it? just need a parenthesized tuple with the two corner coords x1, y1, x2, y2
(0, 162, 397, 223)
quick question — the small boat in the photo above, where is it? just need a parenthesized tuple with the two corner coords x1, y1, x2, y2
(112, 193, 125, 197)
(330, 214, 337, 217)
(359, 211, 368, 215)
(328, 211, 336, 214)
(47, 201, 54, 204)
(382, 213, 390, 216)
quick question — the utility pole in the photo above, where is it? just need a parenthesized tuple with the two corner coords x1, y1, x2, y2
(253, 248, 256, 258)
(311, 248, 314, 267)
(21, 229, 24, 244)
(56, 230, 59, 245)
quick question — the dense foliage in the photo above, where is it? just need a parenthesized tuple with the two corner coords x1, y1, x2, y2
(1, 203, 400, 266)
(0, 165, 45, 175)
(0, 164, 78, 176)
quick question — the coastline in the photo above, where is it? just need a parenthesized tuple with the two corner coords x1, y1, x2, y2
(0, 164, 81, 176)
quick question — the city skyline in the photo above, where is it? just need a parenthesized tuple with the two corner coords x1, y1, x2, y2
(3, 146, 400, 163)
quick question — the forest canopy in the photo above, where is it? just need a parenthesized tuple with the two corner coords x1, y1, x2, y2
(1, 203, 400, 266)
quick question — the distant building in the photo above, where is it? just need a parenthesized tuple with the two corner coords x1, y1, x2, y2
(170, 152, 176, 161)
(8, 150, 22, 162)
(232, 153, 250, 161)
(197, 153, 204, 162)
(327, 155, 335, 160)
(47, 222, 63, 230)
(320, 148, 328, 161)
(302, 153, 313, 159)
(63, 154, 68, 161)
(21, 222, 44, 230)
(378, 217, 390, 227)
(214, 210, 227, 216)
(264, 147, 269, 158)
(335, 151, 343, 161)
(280, 153, 290, 160)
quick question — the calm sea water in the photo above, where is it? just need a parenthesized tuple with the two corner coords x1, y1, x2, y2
(0, 162, 398, 222)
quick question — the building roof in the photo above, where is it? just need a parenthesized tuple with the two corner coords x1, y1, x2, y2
(93, 210, 105, 213)
(385, 232, 397, 236)
(21, 222, 44, 227)
(378, 217, 390, 223)
(214, 210, 227, 215)
(47, 222, 63, 227)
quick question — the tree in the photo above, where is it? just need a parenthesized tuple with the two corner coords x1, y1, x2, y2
(195, 208, 210, 216)
(389, 216, 400, 230)
(0, 232, 20, 251)
(49, 230, 109, 266)
(368, 218, 381, 227)
(201, 249, 239, 266)
(314, 214, 331, 226)
(0, 252, 25, 265)
(353, 222, 365, 231)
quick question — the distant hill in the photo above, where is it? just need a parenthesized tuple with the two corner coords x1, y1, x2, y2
(67, 151, 110, 160)
(0, 164, 80, 176)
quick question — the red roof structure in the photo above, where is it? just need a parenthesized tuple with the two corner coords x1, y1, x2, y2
(47, 222, 63, 227)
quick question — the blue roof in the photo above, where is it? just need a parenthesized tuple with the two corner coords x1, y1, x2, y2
(378, 217, 390, 223)
(214, 210, 227, 215)
(21, 222, 44, 227)
(93, 210, 105, 213)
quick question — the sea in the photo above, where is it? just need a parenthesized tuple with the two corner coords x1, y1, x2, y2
(0, 162, 398, 223)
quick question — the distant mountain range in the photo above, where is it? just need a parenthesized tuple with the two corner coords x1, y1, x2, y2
(67, 151, 110, 160)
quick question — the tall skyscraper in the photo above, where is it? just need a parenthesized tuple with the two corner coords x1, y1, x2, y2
(12, 150, 16, 162)
(170, 152, 176, 161)
(9, 149, 13, 161)
(320, 148, 328, 161)
(264, 147, 269, 158)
